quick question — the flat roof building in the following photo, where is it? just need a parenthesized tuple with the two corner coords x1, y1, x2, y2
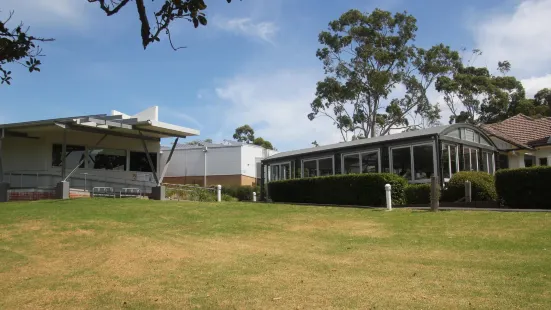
(0, 106, 198, 201)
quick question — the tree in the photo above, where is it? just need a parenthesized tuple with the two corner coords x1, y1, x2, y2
(253, 137, 274, 150)
(435, 57, 530, 124)
(308, 9, 460, 140)
(186, 138, 212, 145)
(311, 140, 319, 147)
(89, 0, 235, 49)
(0, 11, 53, 85)
(233, 125, 255, 143)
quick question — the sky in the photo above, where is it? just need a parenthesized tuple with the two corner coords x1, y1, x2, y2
(2, 0, 551, 151)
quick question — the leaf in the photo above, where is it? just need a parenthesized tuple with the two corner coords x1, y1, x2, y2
(193, 17, 199, 28)
(198, 15, 207, 26)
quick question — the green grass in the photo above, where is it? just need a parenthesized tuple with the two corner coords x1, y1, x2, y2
(0, 199, 550, 309)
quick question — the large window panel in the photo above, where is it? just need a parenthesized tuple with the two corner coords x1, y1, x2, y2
(391, 147, 412, 180)
(413, 144, 434, 180)
(470, 148, 479, 171)
(303, 160, 317, 178)
(450, 145, 458, 175)
(281, 163, 290, 180)
(442, 145, 450, 179)
(270, 165, 280, 181)
(130, 152, 157, 172)
(88, 148, 126, 171)
(361, 152, 378, 173)
(52, 144, 85, 168)
(319, 158, 333, 176)
(343, 154, 360, 174)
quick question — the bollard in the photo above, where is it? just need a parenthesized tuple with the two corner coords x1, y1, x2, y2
(430, 176, 440, 211)
(385, 184, 392, 211)
(465, 180, 472, 203)
(217, 185, 222, 202)
(252, 192, 257, 202)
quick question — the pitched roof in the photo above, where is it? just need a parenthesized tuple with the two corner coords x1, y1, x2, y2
(481, 114, 551, 149)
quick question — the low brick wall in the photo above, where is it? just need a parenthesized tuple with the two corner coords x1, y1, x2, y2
(8, 189, 56, 201)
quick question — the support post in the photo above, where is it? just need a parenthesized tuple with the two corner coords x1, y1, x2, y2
(151, 185, 166, 201)
(260, 162, 265, 201)
(61, 128, 67, 180)
(430, 176, 440, 211)
(465, 180, 472, 203)
(385, 184, 392, 211)
(253, 192, 257, 202)
(217, 185, 221, 202)
(0, 132, 7, 202)
(203, 146, 208, 188)
(158, 137, 179, 185)
(138, 131, 159, 185)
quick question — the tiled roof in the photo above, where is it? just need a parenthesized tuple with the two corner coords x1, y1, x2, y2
(481, 114, 551, 149)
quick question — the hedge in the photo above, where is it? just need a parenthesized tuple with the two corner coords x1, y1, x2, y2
(223, 185, 259, 201)
(441, 171, 497, 202)
(495, 166, 551, 209)
(405, 184, 433, 205)
(267, 173, 408, 206)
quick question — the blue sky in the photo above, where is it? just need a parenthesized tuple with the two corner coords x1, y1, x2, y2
(2, 0, 551, 151)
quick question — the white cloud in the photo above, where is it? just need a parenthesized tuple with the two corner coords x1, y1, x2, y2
(214, 70, 342, 151)
(472, 0, 551, 77)
(213, 17, 278, 43)
(521, 74, 551, 98)
(1, 0, 89, 28)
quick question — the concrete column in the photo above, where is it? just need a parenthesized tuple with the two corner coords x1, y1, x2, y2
(0, 182, 9, 202)
(56, 181, 70, 200)
(151, 186, 166, 200)
(518, 153, 525, 168)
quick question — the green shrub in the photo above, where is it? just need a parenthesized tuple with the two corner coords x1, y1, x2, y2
(441, 171, 497, 202)
(166, 185, 216, 202)
(222, 194, 238, 202)
(495, 166, 551, 209)
(268, 173, 408, 206)
(405, 184, 433, 205)
(222, 185, 259, 201)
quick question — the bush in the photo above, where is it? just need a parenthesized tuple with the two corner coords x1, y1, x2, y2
(268, 173, 408, 206)
(222, 194, 238, 202)
(495, 166, 551, 209)
(222, 185, 259, 201)
(166, 185, 217, 202)
(441, 171, 497, 202)
(405, 184, 433, 205)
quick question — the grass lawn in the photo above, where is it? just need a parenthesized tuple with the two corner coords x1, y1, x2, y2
(0, 199, 550, 309)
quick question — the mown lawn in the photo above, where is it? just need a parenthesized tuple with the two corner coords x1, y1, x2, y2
(0, 199, 550, 309)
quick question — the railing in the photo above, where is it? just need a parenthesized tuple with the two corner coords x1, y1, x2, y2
(163, 183, 217, 201)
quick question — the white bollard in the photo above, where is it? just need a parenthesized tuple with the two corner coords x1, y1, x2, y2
(253, 192, 257, 202)
(385, 184, 392, 211)
(217, 185, 222, 202)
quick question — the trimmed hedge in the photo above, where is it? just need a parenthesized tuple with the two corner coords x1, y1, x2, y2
(496, 166, 551, 209)
(405, 184, 432, 205)
(441, 171, 497, 202)
(223, 185, 259, 201)
(268, 173, 408, 206)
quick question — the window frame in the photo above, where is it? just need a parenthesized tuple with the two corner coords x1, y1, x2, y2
(442, 143, 460, 182)
(269, 161, 292, 181)
(301, 156, 335, 178)
(462, 146, 479, 171)
(389, 141, 437, 183)
(340, 149, 380, 174)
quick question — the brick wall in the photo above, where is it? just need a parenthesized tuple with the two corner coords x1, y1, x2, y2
(163, 174, 257, 187)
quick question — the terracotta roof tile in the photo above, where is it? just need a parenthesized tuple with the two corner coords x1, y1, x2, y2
(481, 114, 551, 149)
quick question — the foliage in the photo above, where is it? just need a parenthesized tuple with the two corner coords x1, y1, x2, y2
(89, 0, 235, 49)
(223, 185, 259, 201)
(405, 183, 434, 205)
(221, 194, 238, 202)
(268, 173, 408, 206)
(309, 9, 460, 140)
(165, 185, 216, 201)
(441, 171, 497, 202)
(0, 11, 53, 85)
(186, 139, 212, 145)
(495, 166, 551, 209)
(233, 125, 275, 150)
(311, 140, 319, 147)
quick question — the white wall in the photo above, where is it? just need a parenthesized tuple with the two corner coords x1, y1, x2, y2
(507, 147, 551, 168)
(1, 127, 161, 191)
(162, 146, 242, 177)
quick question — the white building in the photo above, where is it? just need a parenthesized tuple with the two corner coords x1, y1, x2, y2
(482, 114, 551, 169)
(0, 106, 198, 201)
(161, 141, 277, 187)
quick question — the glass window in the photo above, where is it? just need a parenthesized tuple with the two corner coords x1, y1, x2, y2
(88, 148, 126, 171)
(413, 144, 434, 180)
(130, 152, 157, 172)
(524, 155, 536, 167)
(343, 154, 361, 174)
(489, 153, 495, 174)
(462, 147, 478, 171)
(319, 158, 333, 176)
(446, 129, 460, 139)
(361, 152, 378, 173)
(470, 148, 479, 171)
(391, 147, 411, 180)
(52, 144, 85, 168)
(281, 163, 290, 180)
(303, 160, 317, 178)
(450, 145, 458, 174)
(442, 144, 459, 180)
(540, 158, 548, 166)
(481, 152, 490, 173)
(270, 165, 280, 181)
(497, 154, 509, 170)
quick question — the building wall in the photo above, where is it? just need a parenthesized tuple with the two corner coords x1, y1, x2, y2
(163, 174, 257, 187)
(162, 146, 243, 177)
(506, 147, 551, 168)
(2, 128, 161, 191)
